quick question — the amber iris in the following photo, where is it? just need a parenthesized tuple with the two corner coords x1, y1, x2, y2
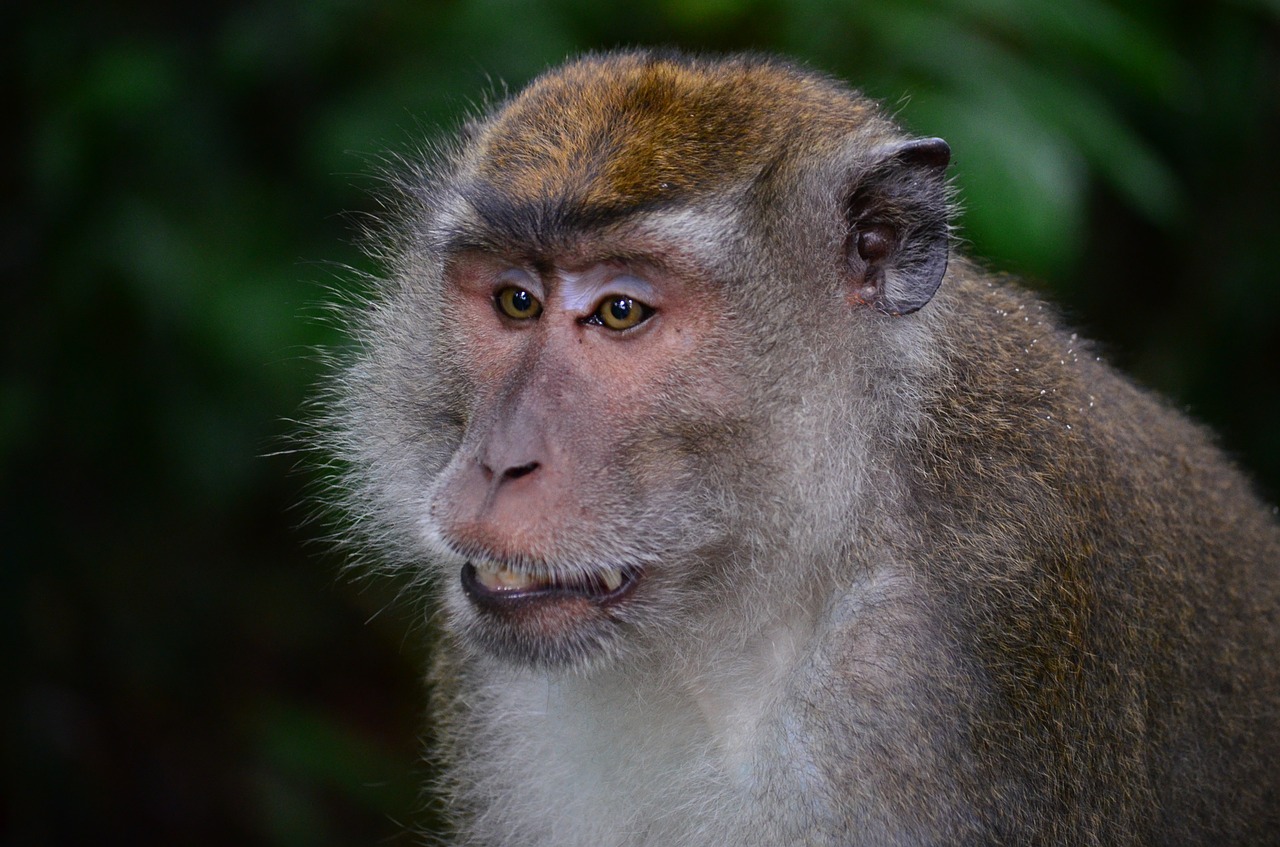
(497, 287, 542, 320)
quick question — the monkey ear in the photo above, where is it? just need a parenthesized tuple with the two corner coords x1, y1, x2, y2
(844, 137, 951, 316)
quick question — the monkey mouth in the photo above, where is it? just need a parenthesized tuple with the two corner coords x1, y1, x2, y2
(461, 560, 639, 610)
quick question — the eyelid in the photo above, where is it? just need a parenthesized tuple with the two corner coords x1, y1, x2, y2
(494, 266, 543, 297)
(559, 270, 657, 314)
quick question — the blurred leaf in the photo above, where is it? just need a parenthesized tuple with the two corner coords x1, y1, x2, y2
(945, 0, 1189, 102)
(661, 0, 751, 26)
(910, 89, 1088, 274)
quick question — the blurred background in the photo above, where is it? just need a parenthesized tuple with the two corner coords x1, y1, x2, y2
(5, 0, 1279, 844)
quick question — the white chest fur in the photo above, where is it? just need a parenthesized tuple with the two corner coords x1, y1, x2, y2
(457, 622, 822, 847)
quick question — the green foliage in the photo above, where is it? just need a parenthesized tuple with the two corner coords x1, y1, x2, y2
(6, 1, 1278, 844)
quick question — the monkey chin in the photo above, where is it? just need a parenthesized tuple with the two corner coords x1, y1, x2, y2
(457, 560, 643, 668)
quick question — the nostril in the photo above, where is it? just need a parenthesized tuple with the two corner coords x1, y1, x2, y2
(502, 461, 539, 481)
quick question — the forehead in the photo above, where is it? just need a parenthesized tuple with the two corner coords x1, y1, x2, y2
(464, 54, 874, 217)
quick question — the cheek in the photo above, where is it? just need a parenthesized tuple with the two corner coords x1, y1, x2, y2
(590, 300, 723, 401)
(595, 327, 751, 489)
(636, 318, 744, 417)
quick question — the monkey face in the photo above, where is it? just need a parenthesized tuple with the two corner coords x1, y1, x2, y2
(422, 249, 747, 668)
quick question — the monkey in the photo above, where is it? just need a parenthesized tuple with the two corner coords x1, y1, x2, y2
(323, 50, 1280, 846)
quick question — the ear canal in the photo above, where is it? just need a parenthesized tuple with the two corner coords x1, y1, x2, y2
(846, 137, 952, 316)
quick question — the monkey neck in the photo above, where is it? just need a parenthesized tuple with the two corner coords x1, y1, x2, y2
(558, 571, 832, 779)
(676, 609, 819, 765)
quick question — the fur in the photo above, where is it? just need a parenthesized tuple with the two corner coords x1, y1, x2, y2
(321, 50, 1280, 845)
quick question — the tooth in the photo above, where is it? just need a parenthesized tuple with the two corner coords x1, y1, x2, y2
(475, 562, 536, 591)
(495, 568, 531, 589)
(474, 564, 501, 590)
(600, 568, 623, 592)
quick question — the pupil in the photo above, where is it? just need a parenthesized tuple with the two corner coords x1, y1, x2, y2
(512, 289, 531, 312)
(610, 298, 632, 321)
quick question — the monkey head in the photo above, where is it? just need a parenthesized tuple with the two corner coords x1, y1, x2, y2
(337, 52, 952, 669)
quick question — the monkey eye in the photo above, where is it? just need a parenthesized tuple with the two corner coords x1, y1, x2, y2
(495, 286, 543, 321)
(588, 295, 653, 331)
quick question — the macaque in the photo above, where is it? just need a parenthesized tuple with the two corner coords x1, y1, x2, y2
(325, 50, 1280, 845)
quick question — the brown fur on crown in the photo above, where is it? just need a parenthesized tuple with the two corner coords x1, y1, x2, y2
(466, 51, 887, 213)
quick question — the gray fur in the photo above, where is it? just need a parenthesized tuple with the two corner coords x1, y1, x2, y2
(320, 51, 1280, 845)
